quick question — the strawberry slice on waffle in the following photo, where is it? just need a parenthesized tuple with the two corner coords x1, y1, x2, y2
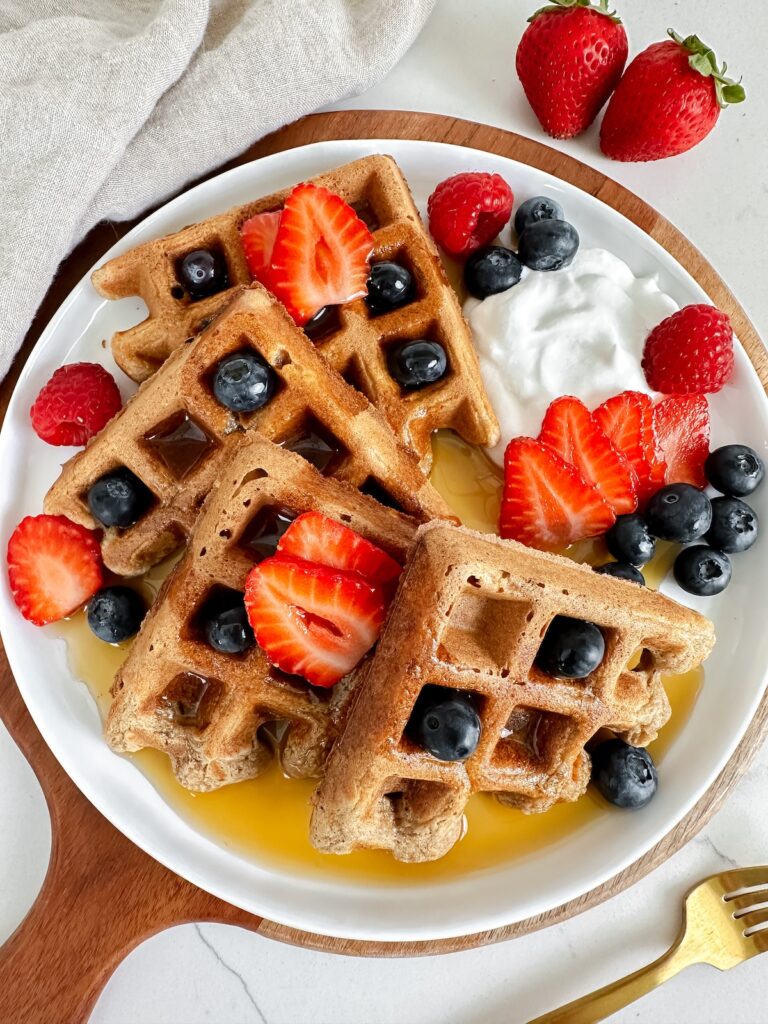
(244, 554, 386, 688)
(269, 183, 374, 325)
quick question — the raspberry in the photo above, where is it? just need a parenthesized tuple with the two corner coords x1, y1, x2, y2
(642, 304, 734, 395)
(30, 362, 122, 446)
(427, 172, 513, 259)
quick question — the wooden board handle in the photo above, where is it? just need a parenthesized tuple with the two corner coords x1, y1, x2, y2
(0, 656, 261, 1024)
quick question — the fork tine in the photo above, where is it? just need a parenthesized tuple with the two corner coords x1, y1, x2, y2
(718, 866, 768, 895)
(739, 907, 768, 932)
(725, 890, 768, 914)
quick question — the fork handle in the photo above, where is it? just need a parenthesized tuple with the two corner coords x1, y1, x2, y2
(528, 936, 696, 1024)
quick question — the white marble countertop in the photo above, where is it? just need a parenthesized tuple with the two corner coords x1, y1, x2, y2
(2, 0, 767, 1020)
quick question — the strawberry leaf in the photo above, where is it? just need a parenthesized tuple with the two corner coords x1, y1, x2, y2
(721, 83, 746, 103)
(528, 0, 621, 24)
(668, 27, 746, 106)
(689, 52, 714, 76)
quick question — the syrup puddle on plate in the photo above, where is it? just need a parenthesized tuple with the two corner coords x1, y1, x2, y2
(52, 430, 703, 884)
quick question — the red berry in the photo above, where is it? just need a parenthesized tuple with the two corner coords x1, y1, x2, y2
(240, 211, 281, 287)
(594, 391, 666, 505)
(516, 1, 628, 140)
(30, 362, 122, 446)
(601, 31, 746, 162)
(500, 436, 615, 551)
(244, 554, 386, 688)
(539, 396, 637, 515)
(7, 514, 103, 626)
(642, 304, 734, 395)
(427, 172, 513, 259)
(278, 511, 402, 591)
(269, 183, 374, 325)
(653, 395, 710, 488)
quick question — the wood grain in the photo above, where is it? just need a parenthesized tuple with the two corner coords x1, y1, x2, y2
(0, 110, 766, 1023)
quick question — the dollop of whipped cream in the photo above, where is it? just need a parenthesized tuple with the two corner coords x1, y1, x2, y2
(465, 248, 678, 464)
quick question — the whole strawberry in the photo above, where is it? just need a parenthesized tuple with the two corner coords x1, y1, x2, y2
(643, 304, 734, 395)
(516, 0, 628, 140)
(601, 30, 746, 161)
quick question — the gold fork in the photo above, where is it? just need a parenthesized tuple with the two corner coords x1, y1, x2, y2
(529, 866, 768, 1024)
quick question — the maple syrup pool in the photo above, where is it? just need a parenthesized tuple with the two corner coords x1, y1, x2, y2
(52, 430, 704, 884)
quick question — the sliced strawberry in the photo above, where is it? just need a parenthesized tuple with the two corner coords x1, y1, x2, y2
(538, 396, 637, 515)
(278, 511, 402, 589)
(594, 391, 666, 505)
(653, 395, 710, 488)
(7, 514, 103, 626)
(240, 211, 281, 286)
(269, 183, 374, 325)
(244, 554, 386, 687)
(500, 437, 615, 551)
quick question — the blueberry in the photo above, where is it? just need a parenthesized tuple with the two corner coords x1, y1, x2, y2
(212, 351, 277, 412)
(591, 739, 658, 809)
(518, 219, 579, 272)
(644, 484, 712, 543)
(388, 340, 447, 389)
(464, 246, 522, 299)
(705, 444, 765, 497)
(178, 249, 228, 299)
(87, 586, 146, 643)
(674, 545, 732, 596)
(87, 468, 153, 528)
(605, 513, 656, 566)
(203, 591, 254, 654)
(536, 616, 605, 679)
(406, 685, 481, 762)
(594, 562, 646, 585)
(514, 196, 564, 236)
(705, 496, 758, 554)
(366, 262, 414, 313)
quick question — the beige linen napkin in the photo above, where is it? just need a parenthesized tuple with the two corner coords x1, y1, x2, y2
(0, 0, 436, 381)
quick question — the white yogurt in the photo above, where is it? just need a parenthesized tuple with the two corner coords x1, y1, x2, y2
(465, 248, 678, 464)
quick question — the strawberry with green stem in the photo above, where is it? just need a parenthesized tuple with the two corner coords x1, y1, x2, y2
(516, 0, 628, 140)
(601, 30, 746, 161)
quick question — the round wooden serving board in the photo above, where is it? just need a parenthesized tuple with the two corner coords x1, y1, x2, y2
(0, 111, 766, 1024)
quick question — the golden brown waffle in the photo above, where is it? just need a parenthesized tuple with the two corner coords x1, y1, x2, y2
(91, 154, 499, 468)
(44, 283, 449, 576)
(106, 434, 418, 790)
(311, 522, 715, 862)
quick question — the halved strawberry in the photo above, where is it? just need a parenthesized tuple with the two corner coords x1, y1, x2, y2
(278, 511, 402, 590)
(240, 211, 281, 287)
(7, 514, 103, 626)
(500, 437, 615, 551)
(594, 391, 666, 504)
(269, 183, 374, 325)
(653, 395, 710, 488)
(538, 396, 637, 515)
(244, 554, 386, 687)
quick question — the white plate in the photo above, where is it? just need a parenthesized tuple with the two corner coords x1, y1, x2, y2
(1, 140, 767, 943)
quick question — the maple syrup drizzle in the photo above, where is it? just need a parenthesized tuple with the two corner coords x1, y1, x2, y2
(144, 413, 217, 480)
(303, 305, 342, 341)
(281, 416, 348, 475)
(238, 505, 297, 561)
(51, 431, 705, 883)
